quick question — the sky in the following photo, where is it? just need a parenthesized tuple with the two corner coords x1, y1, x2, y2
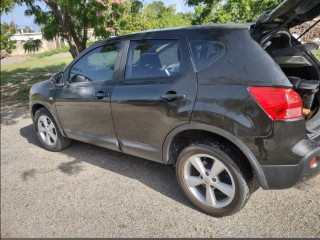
(1, 0, 194, 28)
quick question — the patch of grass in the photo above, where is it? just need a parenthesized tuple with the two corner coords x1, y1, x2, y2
(312, 50, 320, 61)
(1, 56, 72, 85)
(33, 45, 69, 58)
(1, 55, 72, 102)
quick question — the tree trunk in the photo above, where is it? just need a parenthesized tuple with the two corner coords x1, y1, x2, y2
(68, 43, 79, 59)
(66, 36, 88, 59)
(69, 41, 88, 59)
(65, 34, 89, 59)
(44, 0, 88, 59)
(65, 36, 79, 59)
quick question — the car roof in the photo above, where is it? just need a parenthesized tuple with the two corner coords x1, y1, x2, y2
(102, 23, 252, 42)
(136, 23, 252, 34)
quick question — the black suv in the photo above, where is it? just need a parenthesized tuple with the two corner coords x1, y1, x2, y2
(30, 0, 320, 217)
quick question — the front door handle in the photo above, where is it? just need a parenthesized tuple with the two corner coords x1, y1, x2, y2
(94, 91, 110, 99)
(161, 93, 185, 101)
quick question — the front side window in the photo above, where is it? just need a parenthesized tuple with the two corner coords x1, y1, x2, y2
(125, 39, 181, 79)
(69, 42, 120, 82)
(189, 40, 226, 71)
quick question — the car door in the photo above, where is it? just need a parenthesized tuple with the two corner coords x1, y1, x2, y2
(111, 36, 197, 162)
(55, 42, 122, 151)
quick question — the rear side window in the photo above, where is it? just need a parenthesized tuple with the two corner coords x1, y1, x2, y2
(125, 39, 181, 79)
(189, 40, 226, 71)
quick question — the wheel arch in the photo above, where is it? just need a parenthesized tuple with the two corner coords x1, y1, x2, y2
(31, 103, 48, 119)
(162, 123, 269, 189)
(30, 100, 66, 137)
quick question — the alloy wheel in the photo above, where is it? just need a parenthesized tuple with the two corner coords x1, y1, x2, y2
(183, 154, 235, 208)
(37, 115, 58, 146)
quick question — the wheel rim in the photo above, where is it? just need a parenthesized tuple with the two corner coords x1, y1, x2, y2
(183, 154, 235, 209)
(37, 115, 57, 146)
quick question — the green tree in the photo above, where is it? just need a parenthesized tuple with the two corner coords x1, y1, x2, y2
(22, 0, 126, 58)
(1, 0, 18, 57)
(25, 26, 34, 33)
(23, 39, 42, 53)
(114, 0, 150, 35)
(144, 1, 175, 20)
(117, 0, 191, 35)
(0, 0, 18, 14)
(144, 1, 191, 29)
(0, 22, 17, 56)
(186, 0, 282, 25)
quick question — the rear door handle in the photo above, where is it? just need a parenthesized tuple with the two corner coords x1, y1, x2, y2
(94, 91, 110, 99)
(161, 93, 185, 101)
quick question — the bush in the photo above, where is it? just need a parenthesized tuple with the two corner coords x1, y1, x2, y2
(34, 45, 70, 58)
(23, 39, 43, 53)
(312, 50, 320, 61)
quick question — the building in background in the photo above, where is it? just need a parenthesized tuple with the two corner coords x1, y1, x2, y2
(10, 30, 66, 55)
(8, 0, 125, 55)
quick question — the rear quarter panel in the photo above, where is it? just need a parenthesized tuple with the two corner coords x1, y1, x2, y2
(191, 28, 309, 165)
(191, 29, 288, 137)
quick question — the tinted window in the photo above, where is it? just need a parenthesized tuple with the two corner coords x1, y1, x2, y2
(125, 39, 181, 79)
(189, 40, 226, 71)
(69, 42, 120, 82)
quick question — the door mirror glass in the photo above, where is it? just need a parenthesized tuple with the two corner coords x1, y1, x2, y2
(50, 72, 64, 86)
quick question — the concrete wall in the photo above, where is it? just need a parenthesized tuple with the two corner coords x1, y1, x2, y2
(10, 32, 67, 55)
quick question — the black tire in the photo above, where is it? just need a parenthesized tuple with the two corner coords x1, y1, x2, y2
(34, 108, 71, 151)
(176, 143, 253, 217)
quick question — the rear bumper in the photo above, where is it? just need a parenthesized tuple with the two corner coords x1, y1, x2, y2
(261, 140, 320, 189)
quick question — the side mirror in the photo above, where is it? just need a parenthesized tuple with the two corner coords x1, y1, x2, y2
(70, 74, 91, 83)
(50, 72, 64, 86)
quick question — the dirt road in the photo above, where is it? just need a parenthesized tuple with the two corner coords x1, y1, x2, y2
(1, 106, 320, 238)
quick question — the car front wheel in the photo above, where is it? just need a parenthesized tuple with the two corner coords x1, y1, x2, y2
(176, 143, 252, 217)
(34, 108, 71, 151)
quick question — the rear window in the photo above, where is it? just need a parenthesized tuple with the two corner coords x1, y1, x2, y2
(189, 40, 226, 71)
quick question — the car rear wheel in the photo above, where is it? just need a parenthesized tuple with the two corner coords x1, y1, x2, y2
(34, 108, 71, 151)
(176, 143, 252, 217)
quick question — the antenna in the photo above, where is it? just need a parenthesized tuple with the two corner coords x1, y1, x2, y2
(11, 9, 16, 29)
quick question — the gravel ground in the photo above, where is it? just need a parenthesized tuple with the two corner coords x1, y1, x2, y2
(1, 106, 320, 238)
(0, 57, 28, 66)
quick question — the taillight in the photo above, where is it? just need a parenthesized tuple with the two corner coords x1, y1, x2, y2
(310, 157, 318, 169)
(248, 87, 303, 120)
